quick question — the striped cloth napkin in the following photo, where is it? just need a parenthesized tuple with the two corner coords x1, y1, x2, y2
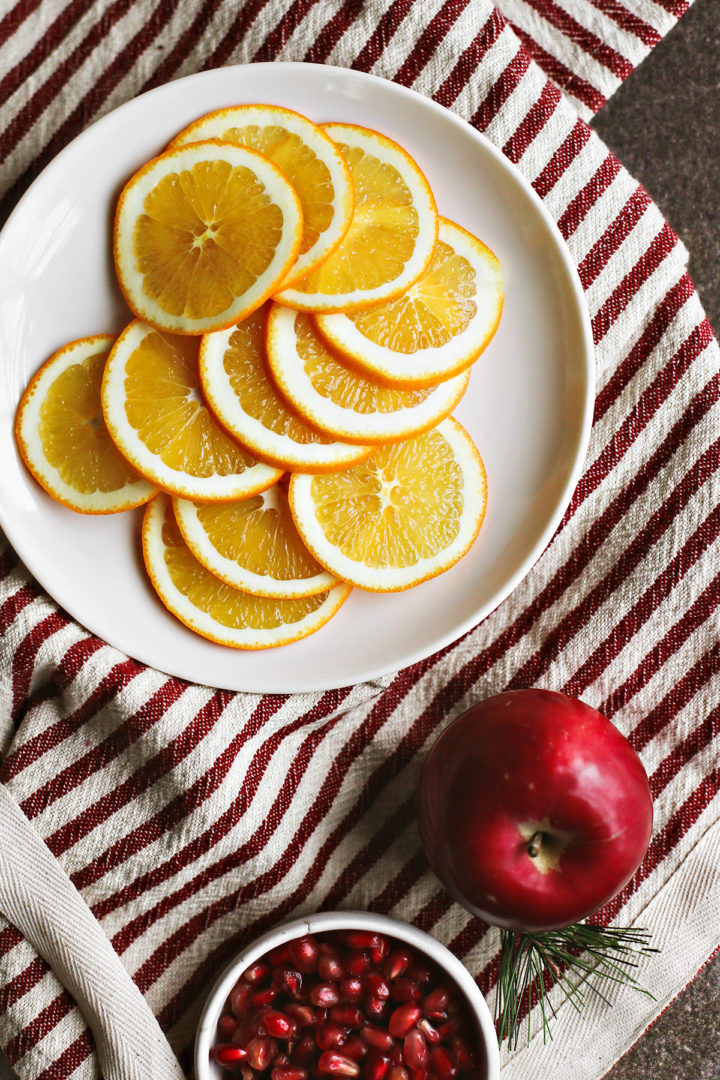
(2, 2, 719, 1079)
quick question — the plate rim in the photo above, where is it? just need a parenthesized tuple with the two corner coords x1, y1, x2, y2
(0, 62, 595, 694)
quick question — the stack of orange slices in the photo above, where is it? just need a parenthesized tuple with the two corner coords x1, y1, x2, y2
(14, 104, 504, 650)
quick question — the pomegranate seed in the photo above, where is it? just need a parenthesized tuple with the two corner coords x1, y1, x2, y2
(389, 1046, 403, 1066)
(344, 932, 386, 951)
(360, 1026, 394, 1052)
(364, 998, 389, 1022)
(365, 1051, 392, 1080)
(251, 988, 278, 1008)
(330, 1005, 364, 1029)
(388, 1005, 422, 1039)
(289, 936, 320, 974)
(230, 983, 252, 1018)
(435, 1020, 459, 1042)
(342, 1036, 368, 1062)
(317, 1051, 360, 1076)
(319, 950, 344, 980)
(316, 1023, 347, 1050)
(365, 974, 390, 1000)
(406, 964, 431, 986)
(214, 1043, 247, 1066)
(253, 1006, 273, 1035)
(383, 950, 412, 981)
(421, 989, 449, 1018)
(246, 1036, 278, 1070)
(339, 977, 363, 1001)
(390, 979, 420, 1004)
(404, 1031, 428, 1070)
(214, 931, 479, 1080)
(268, 944, 293, 966)
(450, 1037, 475, 1070)
(273, 968, 304, 998)
(285, 1004, 317, 1027)
(428, 1047, 457, 1080)
(217, 1013, 238, 1039)
(243, 962, 272, 985)
(311, 982, 341, 1007)
(345, 951, 370, 976)
(291, 1034, 317, 1065)
(416, 1019, 440, 1045)
(264, 1011, 294, 1039)
(371, 942, 389, 966)
(233, 1020, 256, 1047)
(272, 1068, 308, 1080)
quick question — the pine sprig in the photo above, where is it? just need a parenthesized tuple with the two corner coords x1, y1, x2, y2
(495, 923, 658, 1049)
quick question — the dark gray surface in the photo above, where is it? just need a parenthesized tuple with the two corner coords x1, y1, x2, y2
(603, 950, 720, 1080)
(593, 0, 720, 334)
(594, 1, 720, 1076)
(1, 4, 718, 1079)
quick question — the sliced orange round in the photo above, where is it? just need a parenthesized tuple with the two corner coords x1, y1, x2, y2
(173, 482, 337, 598)
(265, 302, 470, 444)
(170, 105, 354, 289)
(114, 139, 303, 334)
(314, 218, 504, 388)
(275, 124, 438, 314)
(143, 494, 350, 649)
(289, 418, 487, 592)
(15, 335, 157, 514)
(102, 320, 282, 500)
(199, 304, 374, 473)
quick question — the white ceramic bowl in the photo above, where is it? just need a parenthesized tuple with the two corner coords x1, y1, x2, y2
(195, 911, 499, 1080)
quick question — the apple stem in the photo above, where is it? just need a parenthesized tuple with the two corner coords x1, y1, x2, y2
(495, 922, 658, 1049)
(526, 830, 544, 858)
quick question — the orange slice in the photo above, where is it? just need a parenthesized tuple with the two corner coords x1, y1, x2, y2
(276, 124, 437, 313)
(199, 304, 374, 473)
(315, 219, 504, 388)
(15, 335, 157, 514)
(143, 494, 350, 649)
(265, 302, 470, 444)
(289, 418, 487, 592)
(173, 483, 337, 598)
(170, 105, 354, 289)
(102, 321, 282, 500)
(114, 140, 303, 334)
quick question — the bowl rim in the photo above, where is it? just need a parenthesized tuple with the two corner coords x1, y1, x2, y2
(195, 910, 500, 1080)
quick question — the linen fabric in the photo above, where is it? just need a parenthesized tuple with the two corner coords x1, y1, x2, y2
(1, 1, 718, 1079)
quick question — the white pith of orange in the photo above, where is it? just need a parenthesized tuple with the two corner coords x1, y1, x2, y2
(289, 417, 487, 592)
(114, 139, 303, 334)
(315, 218, 504, 388)
(275, 123, 438, 314)
(102, 320, 283, 500)
(199, 304, 375, 473)
(170, 105, 354, 289)
(265, 302, 470, 444)
(143, 494, 351, 649)
(172, 484, 337, 599)
(15, 335, 158, 514)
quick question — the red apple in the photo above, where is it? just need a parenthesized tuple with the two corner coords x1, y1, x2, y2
(417, 689, 653, 932)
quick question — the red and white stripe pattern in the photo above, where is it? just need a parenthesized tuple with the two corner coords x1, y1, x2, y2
(2, 1, 718, 1078)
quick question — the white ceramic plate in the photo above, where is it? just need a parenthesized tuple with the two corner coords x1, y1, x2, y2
(0, 63, 594, 694)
